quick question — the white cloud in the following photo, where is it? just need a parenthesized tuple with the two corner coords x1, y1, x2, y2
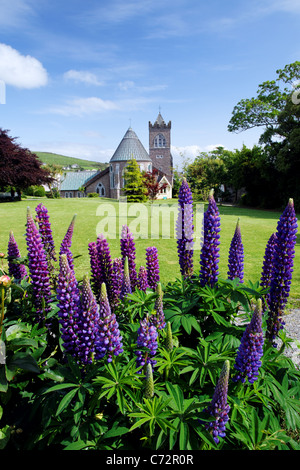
(63, 70, 104, 86)
(49, 96, 119, 116)
(0, 43, 48, 89)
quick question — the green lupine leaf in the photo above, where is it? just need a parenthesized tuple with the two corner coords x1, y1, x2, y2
(56, 387, 79, 416)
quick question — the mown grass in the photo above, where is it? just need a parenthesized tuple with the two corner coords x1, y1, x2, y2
(0, 197, 299, 302)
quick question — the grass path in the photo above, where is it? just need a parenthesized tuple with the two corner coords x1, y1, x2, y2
(1, 197, 299, 302)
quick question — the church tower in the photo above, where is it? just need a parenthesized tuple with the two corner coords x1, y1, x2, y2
(149, 112, 173, 186)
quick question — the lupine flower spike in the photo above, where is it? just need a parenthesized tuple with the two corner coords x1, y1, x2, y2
(260, 232, 277, 311)
(204, 360, 230, 444)
(233, 299, 264, 384)
(146, 246, 160, 290)
(111, 257, 124, 308)
(35, 203, 57, 263)
(95, 282, 123, 363)
(135, 314, 158, 371)
(144, 362, 154, 398)
(176, 177, 194, 279)
(76, 274, 100, 365)
(96, 234, 114, 304)
(120, 225, 138, 288)
(150, 282, 166, 330)
(8, 231, 27, 281)
(56, 254, 81, 359)
(165, 321, 174, 352)
(137, 266, 149, 292)
(26, 207, 52, 322)
(120, 256, 132, 300)
(227, 218, 244, 283)
(199, 189, 221, 288)
(266, 198, 298, 344)
(60, 214, 76, 271)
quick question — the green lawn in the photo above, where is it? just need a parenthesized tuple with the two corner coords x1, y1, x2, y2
(0, 197, 299, 302)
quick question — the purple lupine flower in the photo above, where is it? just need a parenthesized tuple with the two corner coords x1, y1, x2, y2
(199, 190, 221, 288)
(260, 233, 277, 290)
(95, 282, 123, 362)
(7, 231, 27, 281)
(60, 214, 76, 271)
(150, 282, 166, 330)
(35, 203, 57, 263)
(120, 256, 132, 300)
(111, 257, 124, 308)
(26, 207, 52, 322)
(146, 246, 160, 290)
(176, 177, 194, 279)
(137, 266, 149, 292)
(260, 233, 277, 311)
(120, 225, 138, 289)
(135, 315, 158, 371)
(266, 198, 298, 343)
(76, 274, 100, 365)
(227, 218, 244, 283)
(88, 241, 102, 298)
(233, 299, 264, 384)
(56, 254, 81, 358)
(95, 234, 114, 304)
(204, 360, 230, 444)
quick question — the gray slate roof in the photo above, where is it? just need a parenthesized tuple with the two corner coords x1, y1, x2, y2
(110, 127, 151, 162)
(60, 171, 98, 191)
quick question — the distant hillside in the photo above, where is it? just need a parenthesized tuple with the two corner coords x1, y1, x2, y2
(35, 152, 108, 170)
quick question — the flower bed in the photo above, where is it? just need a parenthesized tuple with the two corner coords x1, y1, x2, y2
(0, 181, 299, 451)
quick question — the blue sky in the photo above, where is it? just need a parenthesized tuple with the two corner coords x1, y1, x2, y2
(0, 0, 299, 169)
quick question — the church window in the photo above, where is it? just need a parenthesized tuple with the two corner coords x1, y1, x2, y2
(96, 183, 106, 197)
(110, 164, 115, 189)
(154, 134, 166, 148)
(156, 155, 163, 159)
(147, 163, 152, 172)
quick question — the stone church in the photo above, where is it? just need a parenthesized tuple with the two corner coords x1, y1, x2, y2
(60, 112, 173, 199)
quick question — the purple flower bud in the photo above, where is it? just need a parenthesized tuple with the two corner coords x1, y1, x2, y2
(199, 190, 221, 288)
(204, 360, 230, 444)
(135, 315, 158, 371)
(137, 266, 149, 292)
(26, 207, 52, 322)
(227, 218, 244, 283)
(120, 225, 138, 288)
(8, 231, 27, 281)
(60, 215, 76, 271)
(266, 198, 298, 343)
(233, 299, 264, 384)
(95, 282, 123, 362)
(176, 178, 194, 279)
(146, 246, 160, 290)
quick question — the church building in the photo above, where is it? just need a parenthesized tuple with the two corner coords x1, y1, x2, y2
(60, 112, 173, 199)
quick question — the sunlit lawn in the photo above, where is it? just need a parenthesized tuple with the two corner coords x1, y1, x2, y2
(0, 196, 299, 303)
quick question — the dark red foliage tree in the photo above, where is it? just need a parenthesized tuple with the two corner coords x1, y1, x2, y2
(0, 128, 53, 200)
(143, 169, 168, 202)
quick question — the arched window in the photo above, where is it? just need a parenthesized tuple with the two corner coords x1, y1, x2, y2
(96, 183, 106, 197)
(154, 134, 166, 148)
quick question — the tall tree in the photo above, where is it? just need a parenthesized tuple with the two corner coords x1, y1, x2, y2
(122, 158, 148, 203)
(0, 128, 53, 199)
(228, 61, 300, 143)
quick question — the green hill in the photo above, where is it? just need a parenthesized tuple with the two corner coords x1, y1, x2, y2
(35, 152, 108, 170)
